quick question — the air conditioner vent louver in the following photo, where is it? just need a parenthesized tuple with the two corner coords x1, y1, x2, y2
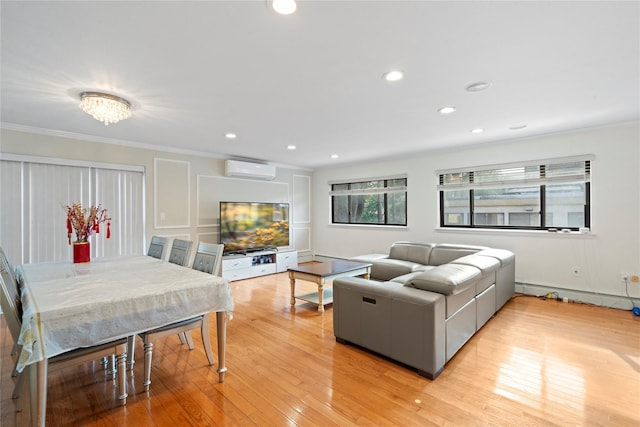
(224, 160, 276, 181)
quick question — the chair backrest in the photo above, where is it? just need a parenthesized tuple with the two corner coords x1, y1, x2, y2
(191, 243, 224, 275)
(147, 236, 168, 259)
(0, 260, 23, 344)
(0, 247, 18, 288)
(0, 246, 22, 317)
(168, 239, 193, 266)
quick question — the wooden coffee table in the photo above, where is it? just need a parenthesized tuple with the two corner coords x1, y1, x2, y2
(288, 259, 371, 313)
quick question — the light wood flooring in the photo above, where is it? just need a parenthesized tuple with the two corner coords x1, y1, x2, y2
(2, 269, 639, 426)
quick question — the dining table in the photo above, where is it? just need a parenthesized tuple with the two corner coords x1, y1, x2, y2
(15, 254, 234, 427)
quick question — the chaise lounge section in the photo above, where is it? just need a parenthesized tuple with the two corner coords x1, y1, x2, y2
(333, 241, 515, 379)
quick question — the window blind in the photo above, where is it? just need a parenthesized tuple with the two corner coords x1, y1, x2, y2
(438, 156, 592, 190)
(0, 159, 145, 264)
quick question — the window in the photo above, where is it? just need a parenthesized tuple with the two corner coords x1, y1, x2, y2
(331, 176, 407, 226)
(438, 156, 591, 231)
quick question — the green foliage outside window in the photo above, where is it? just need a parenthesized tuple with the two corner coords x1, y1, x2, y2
(331, 178, 407, 226)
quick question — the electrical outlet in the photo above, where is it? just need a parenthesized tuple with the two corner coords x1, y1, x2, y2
(621, 272, 630, 281)
(572, 266, 581, 277)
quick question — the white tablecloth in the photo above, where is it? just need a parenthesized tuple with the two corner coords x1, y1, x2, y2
(16, 255, 233, 372)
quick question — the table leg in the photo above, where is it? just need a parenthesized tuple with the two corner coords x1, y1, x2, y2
(289, 272, 296, 306)
(116, 344, 128, 404)
(29, 359, 48, 427)
(126, 335, 135, 371)
(317, 280, 324, 313)
(216, 311, 227, 382)
(142, 340, 153, 392)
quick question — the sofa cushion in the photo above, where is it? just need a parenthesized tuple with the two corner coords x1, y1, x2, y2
(388, 242, 434, 264)
(406, 264, 480, 296)
(428, 244, 488, 266)
(350, 253, 389, 263)
(389, 269, 435, 286)
(476, 248, 515, 266)
(371, 259, 426, 281)
(450, 254, 500, 275)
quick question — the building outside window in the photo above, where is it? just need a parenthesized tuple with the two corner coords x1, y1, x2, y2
(438, 156, 591, 231)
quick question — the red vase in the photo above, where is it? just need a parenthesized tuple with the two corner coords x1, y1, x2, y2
(73, 241, 91, 263)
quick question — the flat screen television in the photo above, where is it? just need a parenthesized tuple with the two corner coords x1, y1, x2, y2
(219, 201, 290, 254)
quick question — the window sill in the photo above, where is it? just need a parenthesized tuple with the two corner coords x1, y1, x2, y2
(435, 227, 596, 238)
(329, 223, 409, 230)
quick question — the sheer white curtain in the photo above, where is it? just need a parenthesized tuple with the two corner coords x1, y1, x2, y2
(0, 157, 145, 265)
(94, 168, 145, 257)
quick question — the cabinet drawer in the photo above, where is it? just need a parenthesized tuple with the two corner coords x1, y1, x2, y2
(222, 257, 252, 272)
(252, 264, 277, 277)
(276, 251, 298, 273)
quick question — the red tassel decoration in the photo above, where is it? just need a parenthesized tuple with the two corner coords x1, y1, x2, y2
(67, 218, 72, 245)
(106, 221, 111, 239)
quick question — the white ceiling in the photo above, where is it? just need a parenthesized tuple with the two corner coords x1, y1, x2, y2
(1, 1, 638, 170)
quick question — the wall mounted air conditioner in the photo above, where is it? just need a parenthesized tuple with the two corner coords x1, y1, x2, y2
(224, 160, 276, 181)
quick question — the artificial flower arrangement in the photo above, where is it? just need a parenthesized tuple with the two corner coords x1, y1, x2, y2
(65, 202, 111, 244)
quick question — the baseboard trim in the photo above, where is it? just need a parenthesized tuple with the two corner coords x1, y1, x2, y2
(516, 282, 636, 311)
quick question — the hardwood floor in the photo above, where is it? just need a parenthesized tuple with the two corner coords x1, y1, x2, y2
(2, 269, 639, 426)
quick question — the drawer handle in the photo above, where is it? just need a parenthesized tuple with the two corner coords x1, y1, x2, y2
(363, 297, 376, 305)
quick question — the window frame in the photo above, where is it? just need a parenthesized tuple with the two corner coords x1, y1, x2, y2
(438, 156, 591, 231)
(330, 176, 408, 226)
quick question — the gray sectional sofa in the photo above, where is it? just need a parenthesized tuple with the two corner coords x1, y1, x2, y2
(333, 241, 515, 379)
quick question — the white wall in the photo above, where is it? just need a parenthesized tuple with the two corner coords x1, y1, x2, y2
(0, 128, 313, 263)
(311, 122, 640, 308)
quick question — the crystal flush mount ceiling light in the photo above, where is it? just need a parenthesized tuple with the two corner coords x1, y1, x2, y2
(79, 92, 131, 126)
(272, 0, 297, 15)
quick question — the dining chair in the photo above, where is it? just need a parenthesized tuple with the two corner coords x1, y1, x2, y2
(137, 243, 223, 391)
(180, 243, 224, 348)
(147, 235, 168, 259)
(192, 242, 224, 275)
(0, 246, 20, 315)
(167, 238, 193, 266)
(127, 238, 193, 371)
(0, 262, 129, 412)
(0, 246, 23, 378)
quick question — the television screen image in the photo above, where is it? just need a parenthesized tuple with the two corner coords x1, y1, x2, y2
(219, 201, 290, 253)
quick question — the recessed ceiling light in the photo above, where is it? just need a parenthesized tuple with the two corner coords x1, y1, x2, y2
(466, 81, 492, 92)
(438, 106, 456, 114)
(287, 145, 296, 150)
(383, 70, 404, 82)
(509, 124, 528, 130)
(224, 133, 237, 139)
(471, 128, 484, 134)
(272, 0, 297, 15)
(331, 154, 339, 159)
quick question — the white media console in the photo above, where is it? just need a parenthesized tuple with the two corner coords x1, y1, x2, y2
(221, 249, 298, 281)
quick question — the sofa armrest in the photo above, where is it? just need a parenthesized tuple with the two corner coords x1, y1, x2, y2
(370, 259, 427, 281)
(333, 277, 446, 379)
(406, 264, 480, 296)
